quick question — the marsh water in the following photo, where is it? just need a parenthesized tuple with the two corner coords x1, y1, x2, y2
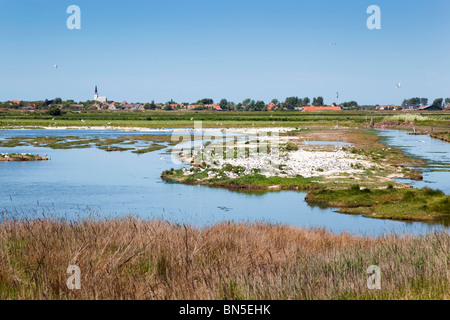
(0, 128, 449, 236)
(377, 129, 450, 195)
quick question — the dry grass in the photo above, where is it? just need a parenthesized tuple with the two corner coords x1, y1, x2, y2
(0, 215, 448, 300)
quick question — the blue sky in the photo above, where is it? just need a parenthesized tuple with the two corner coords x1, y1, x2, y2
(1, 0, 449, 105)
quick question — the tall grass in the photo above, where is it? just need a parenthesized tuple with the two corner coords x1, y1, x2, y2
(0, 215, 448, 300)
(383, 114, 430, 123)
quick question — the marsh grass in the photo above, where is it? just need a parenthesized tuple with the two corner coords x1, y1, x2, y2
(132, 144, 166, 154)
(306, 187, 450, 221)
(0, 215, 448, 300)
(383, 114, 431, 123)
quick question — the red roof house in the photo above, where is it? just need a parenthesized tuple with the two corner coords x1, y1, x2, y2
(303, 106, 342, 112)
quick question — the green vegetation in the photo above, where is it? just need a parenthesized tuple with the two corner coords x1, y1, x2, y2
(430, 131, 450, 143)
(306, 186, 450, 221)
(132, 144, 166, 154)
(163, 167, 315, 190)
(98, 146, 134, 152)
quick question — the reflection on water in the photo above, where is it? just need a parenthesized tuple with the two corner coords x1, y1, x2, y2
(0, 129, 449, 236)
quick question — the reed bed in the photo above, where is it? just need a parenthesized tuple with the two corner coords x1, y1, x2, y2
(0, 214, 448, 300)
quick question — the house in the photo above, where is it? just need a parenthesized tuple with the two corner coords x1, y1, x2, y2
(108, 102, 117, 111)
(419, 105, 443, 111)
(187, 104, 204, 110)
(376, 105, 387, 111)
(267, 103, 278, 111)
(444, 104, 450, 110)
(204, 104, 222, 111)
(403, 105, 420, 111)
(20, 105, 35, 110)
(303, 106, 342, 112)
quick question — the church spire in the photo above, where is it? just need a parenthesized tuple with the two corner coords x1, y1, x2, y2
(95, 85, 98, 94)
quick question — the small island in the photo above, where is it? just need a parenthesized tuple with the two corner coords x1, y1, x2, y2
(0, 153, 49, 162)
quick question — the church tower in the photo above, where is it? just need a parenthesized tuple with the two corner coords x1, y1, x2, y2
(94, 85, 98, 101)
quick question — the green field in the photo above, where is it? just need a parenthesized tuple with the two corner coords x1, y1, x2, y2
(1, 110, 449, 129)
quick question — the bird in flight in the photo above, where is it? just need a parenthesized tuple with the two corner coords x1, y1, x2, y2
(396, 83, 401, 88)
(53, 64, 58, 69)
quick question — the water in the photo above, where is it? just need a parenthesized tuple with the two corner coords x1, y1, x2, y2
(0, 129, 448, 236)
(376, 129, 450, 195)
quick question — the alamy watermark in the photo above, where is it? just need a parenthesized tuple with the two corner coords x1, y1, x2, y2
(367, 5, 381, 30)
(66, 265, 81, 290)
(366, 265, 381, 290)
(67, 5, 81, 30)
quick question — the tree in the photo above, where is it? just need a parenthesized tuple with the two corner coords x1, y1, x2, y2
(303, 97, 310, 106)
(254, 101, 265, 111)
(341, 101, 358, 108)
(312, 96, 324, 106)
(444, 98, 450, 105)
(48, 106, 62, 116)
(271, 99, 279, 105)
(197, 98, 214, 105)
(54, 97, 62, 104)
(283, 97, 300, 110)
(432, 98, 443, 108)
(420, 98, 428, 105)
(403, 97, 421, 106)
(219, 99, 228, 110)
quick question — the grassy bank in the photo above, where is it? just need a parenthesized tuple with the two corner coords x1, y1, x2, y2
(0, 217, 448, 300)
(306, 186, 450, 221)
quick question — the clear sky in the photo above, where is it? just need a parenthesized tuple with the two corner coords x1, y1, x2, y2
(1, 0, 449, 105)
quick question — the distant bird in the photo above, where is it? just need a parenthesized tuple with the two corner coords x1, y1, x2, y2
(336, 92, 340, 99)
(330, 42, 337, 46)
(396, 83, 401, 88)
(53, 65, 58, 69)
(160, 156, 165, 160)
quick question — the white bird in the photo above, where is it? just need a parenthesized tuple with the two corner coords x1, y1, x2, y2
(160, 156, 165, 160)
(396, 83, 401, 88)
(53, 65, 58, 69)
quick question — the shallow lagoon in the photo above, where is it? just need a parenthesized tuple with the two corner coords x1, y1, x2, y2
(0, 129, 449, 236)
